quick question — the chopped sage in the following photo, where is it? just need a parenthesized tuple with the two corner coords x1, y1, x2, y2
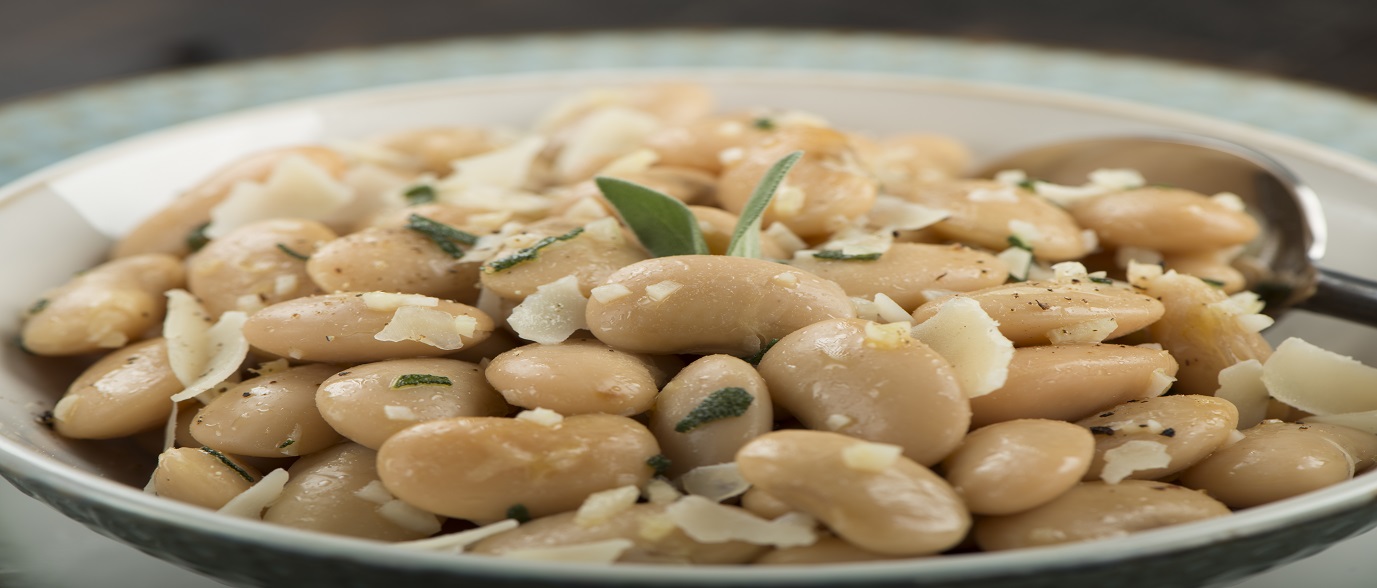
(752, 117, 776, 131)
(506, 503, 531, 524)
(1089, 276, 1115, 284)
(725, 151, 803, 258)
(675, 387, 754, 433)
(484, 227, 585, 273)
(1006, 234, 1033, 251)
(812, 249, 882, 261)
(646, 454, 672, 477)
(1200, 277, 1226, 288)
(404, 184, 437, 205)
(199, 446, 255, 482)
(1017, 179, 1038, 192)
(36, 410, 55, 429)
(391, 374, 453, 389)
(276, 243, 310, 261)
(407, 214, 479, 258)
(742, 338, 780, 366)
(187, 222, 211, 252)
(277, 439, 296, 449)
(596, 177, 708, 257)
(26, 298, 49, 315)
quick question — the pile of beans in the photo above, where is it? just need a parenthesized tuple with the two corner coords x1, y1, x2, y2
(21, 83, 1377, 564)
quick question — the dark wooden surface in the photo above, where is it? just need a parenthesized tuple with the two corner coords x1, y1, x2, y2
(2, 0, 1376, 103)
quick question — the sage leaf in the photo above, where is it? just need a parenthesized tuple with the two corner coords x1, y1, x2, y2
(596, 177, 708, 257)
(725, 151, 803, 258)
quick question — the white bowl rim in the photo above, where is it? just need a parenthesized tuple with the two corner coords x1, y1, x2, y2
(4, 67, 1377, 584)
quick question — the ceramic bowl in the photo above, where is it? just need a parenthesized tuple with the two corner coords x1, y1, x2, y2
(3, 69, 1377, 588)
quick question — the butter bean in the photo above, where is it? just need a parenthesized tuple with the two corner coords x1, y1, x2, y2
(643, 114, 776, 174)
(190, 364, 342, 457)
(380, 127, 502, 174)
(970, 344, 1179, 427)
(316, 358, 508, 449)
(974, 480, 1230, 551)
(1179, 421, 1377, 508)
(649, 355, 773, 477)
(737, 430, 970, 556)
(307, 227, 481, 304)
(470, 503, 764, 564)
(789, 243, 1008, 310)
(1162, 250, 1247, 294)
(585, 256, 854, 356)
(740, 488, 794, 521)
(242, 293, 493, 363)
(754, 537, 897, 566)
(52, 338, 179, 439)
(911, 280, 1165, 346)
(263, 443, 439, 541)
(187, 219, 334, 316)
(1078, 395, 1238, 483)
(152, 447, 261, 510)
(758, 318, 968, 466)
(1069, 187, 1260, 253)
(480, 219, 648, 302)
(855, 133, 971, 196)
(114, 146, 345, 258)
(718, 126, 877, 239)
(22, 254, 185, 355)
(904, 180, 1089, 262)
(486, 340, 666, 417)
(943, 420, 1093, 515)
(376, 414, 660, 522)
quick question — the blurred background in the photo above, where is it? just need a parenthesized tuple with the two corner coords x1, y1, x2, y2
(3, 0, 1376, 104)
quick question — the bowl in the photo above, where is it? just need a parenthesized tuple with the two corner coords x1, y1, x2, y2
(4, 69, 1377, 588)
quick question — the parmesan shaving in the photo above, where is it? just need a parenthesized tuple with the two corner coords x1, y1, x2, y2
(1146, 367, 1177, 397)
(507, 275, 588, 344)
(575, 485, 641, 527)
(515, 408, 565, 428)
(374, 306, 476, 350)
(863, 321, 912, 350)
(170, 311, 249, 403)
(1224, 429, 1247, 446)
(163, 289, 212, 387)
(1051, 261, 1090, 283)
(850, 297, 883, 323)
(1301, 411, 1377, 435)
(208, 155, 353, 238)
(1081, 229, 1100, 253)
(638, 513, 678, 541)
(1263, 337, 1377, 415)
(771, 272, 799, 287)
(666, 496, 817, 548)
(393, 519, 520, 553)
(994, 169, 1027, 185)
(442, 136, 545, 192)
(555, 107, 660, 182)
(379, 499, 443, 535)
(1126, 260, 1165, 287)
(596, 148, 659, 177)
(718, 147, 745, 166)
(273, 274, 298, 297)
(361, 292, 440, 311)
(871, 293, 912, 324)
(868, 195, 950, 231)
(1216, 359, 1268, 429)
(825, 414, 854, 431)
(1117, 246, 1164, 268)
(1007, 219, 1043, 246)
(841, 442, 903, 473)
(997, 247, 1033, 281)
(644, 280, 684, 302)
(763, 223, 807, 257)
(582, 217, 623, 243)
(910, 297, 1013, 398)
(591, 283, 633, 303)
(680, 463, 751, 502)
(967, 187, 1019, 203)
(771, 183, 807, 217)
(218, 468, 289, 519)
(500, 539, 634, 564)
(235, 294, 265, 313)
(354, 480, 394, 505)
(1047, 317, 1119, 345)
(384, 405, 419, 421)
(1100, 440, 1172, 484)
(252, 358, 291, 376)
(564, 197, 610, 223)
(643, 478, 683, 505)
(162, 401, 179, 451)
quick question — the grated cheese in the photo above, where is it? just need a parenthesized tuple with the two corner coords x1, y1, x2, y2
(1301, 411, 1377, 434)
(1100, 440, 1172, 484)
(170, 311, 250, 403)
(871, 293, 912, 324)
(643, 478, 683, 505)
(863, 321, 912, 350)
(910, 296, 1014, 398)
(354, 480, 394, 505)
(208, 155, 353, 238)
(637, 513, 679, 541)
(993, 169, 1027, 185)
(361, 292, 440, 311)
(841, 442, 903, 473)
(378, 499, 443, 535)
(718, 147, 745, 166)
(869, 195, 950, 231)
(499, 539, 634, 564)
(1046, 317, 1119, 345)
(596, 148, 658, 177)
(825, 414, 854, 431)
(163, 289, 212, 387)
(644, 280, 684, 302)
(997, 246, 1034, 281)
(665, 496, 817, 548)
(374, 306, 476, 350)
(591, 283, 633, 303)
(507, 275, 589, 345)
(555, 107, 660, 182)
(1051, 261, 1090, 283)
(574, 485, 641, 528)
(967, 187, 1020, 203)
(680, 463, 751, 502)
(384, 405, 419, 421)
(763, 223, 807, 256)
(771, 184, 807, 217)
(441, 136, 545, 192)
(1116, 246, 1164, 268)
(771, 272, 799, 287)
(393, 519, 520, 553)
(218, 468, 289, 519)
(1263, 337, 1377, 415)
(515, 408, 565, 428)
(1146, 368, 1177, 397)
(582, 217, 623, 243)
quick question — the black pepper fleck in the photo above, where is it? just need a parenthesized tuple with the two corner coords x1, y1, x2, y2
(1161, 428, 1176, 437)
(1089, 426, 1116, 435)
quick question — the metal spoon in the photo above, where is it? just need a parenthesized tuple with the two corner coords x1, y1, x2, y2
(976, 134, 1377, 326)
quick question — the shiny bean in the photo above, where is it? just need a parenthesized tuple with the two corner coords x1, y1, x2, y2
(486, 340, 667, 417)
(263, 443, 439, 541)
(1162, 250, 1247, 294)
(1068, 187, 1260, 253)
(480, 219, 649, 302)
(22, 254, 185, 355)
(942, 419, 1094, 515)
(904, 180, 1089, 261)
(190, 364, 342, 457)
(1077, 395, 1238, 482)
(307, 226, 481, 304)
(152, 446, 262, 510)
(789, 243, 1009, 310)
(648, 354, 773, 477)
(740, 487, 794, 521)
(970, 344, 1179, 427)
(911, 280, 1165, 346)
(376, 414, 660, 522)
(187, 218, 334, 316)
(642, 113, 776, 174)
(52, 338, 179, 439)
(1179, 421, 1377, 508)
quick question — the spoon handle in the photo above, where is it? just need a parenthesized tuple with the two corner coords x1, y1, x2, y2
(1297, 268, 1377, 327)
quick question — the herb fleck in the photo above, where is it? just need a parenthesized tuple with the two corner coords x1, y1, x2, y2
(813, 249, 882, 261)
(506, 504, 531, 524)
(391, 374, 453, 389)
(1089, 276, 1114, 284)
(742, 338, 780, 366)
(404, 184, 437, 206)
(407, 214, 478, 258)
(483, 227, 584, 273)
(199, 446, 255, 482)
(278, 439, 296, 449)
(187, 222, 212, 252)
(1017, 179, 1039, 192)
(1006, 234, 1033, 252)
(646, 454, 672, 477)
(1200, 277, 1226, 288)
(1089, 426, 1116, 436)
(276, 243, 311, 261)
(675, 387, 754, 433)
(36, 410, 55, 429)
(1160, 428, 1177, 438)
(26, 298, 49, 315)
(752, 117, 776, 131)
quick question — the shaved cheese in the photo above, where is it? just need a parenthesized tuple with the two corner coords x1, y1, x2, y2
(143, 474, 158, 495)
(771, 272, 799, 287)
(809, 227, 893, 257)
(1236, 313, 1275, 333)
(354, 480, 394, 505)
(374, 306, 476, 350)
(442, 136, 545, 192)
(575, 485, 641, 527)
(1212, 191, 1247, 211)
(869, 195, 950, 231)
(208, 155, 352, 238)
(666, 496, 817, 548)
(361, 292, 440, 311)
(1224, 429, 1247, 447)
(851, 297, 883, 323)
(273, 274, 298, 297)
(718, 147, 745, 166)
(1216, 359, 1268, 429)
(500, 539, 634, 564)
(252, 358, 290, 376)
(1116, 246, 1164, 268)
(968, 187, 1019, 203)
(515, 408, 565, 428)
(235, 294, 265, 313)
(644, 280, 684, 302)
(643, 478, 683, 505)
(764, 223, 807, 257)
(1126, 260, 1165, 286)
(596, 148, 659, 177)
(871, 293, 912, 324)
(1047, 317, 1119, 345)
(993, 169, 1027, 185)
(1263, 337, 1377, 415)
(384, 405, 419, 421)
(771, 183, 807, 217)
(1023, 168, 1143, 207)
(163, 289, 212, 387)
(162, 401, 179, 451)
(1088, 168, 1146, 190)
(330, 139, 421, 170)
(582, 217, 624, 243)
(556, 107, 660, 181)
(394, 519, 520, 553)
(591, 283, 633, 303)
(1008, 219, 1043, 246)
(680, 463, 750, 502)
(1100, 440, 1172, 484)
(379, 499, 443, 535)
(170, 311, 249, 403)
(507, 275, 588, 344)
(841, 442, 903, 473)
(825, 414, 854, 431)
(1302, 411, 1377, 434)
(997, 247, 1033, 281)
(910, 297, 1013, 398)
(1146, 368, 1177, 397)
(863, 321, 912, 350)
(638, 513, 678, 541)
(218, 468, 289, 519)
(1051, 261, 1089, 283)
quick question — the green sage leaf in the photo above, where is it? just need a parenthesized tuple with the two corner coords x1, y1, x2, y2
(725, 151, 803, 258)
(596, 177, 708, 257)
